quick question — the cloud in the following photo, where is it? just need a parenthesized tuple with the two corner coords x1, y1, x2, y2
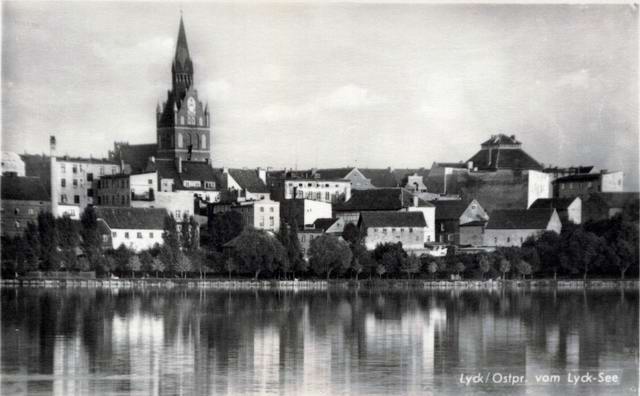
(556, 69, 591, 89)
(255, 84, 388, 122)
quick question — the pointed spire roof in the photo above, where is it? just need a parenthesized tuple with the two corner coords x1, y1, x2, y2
(174, 16, 191, 68)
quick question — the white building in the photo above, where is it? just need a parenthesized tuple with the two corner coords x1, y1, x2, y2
(529, 197, 582, 224)
(96, 207, 166, 251)
(225, 168, 270, 201)
(358, 211, 428, 251)
(280, 199, 333, 227)
(1, 151, 26, 176)
(283, 179, 351, 203)
(51, 154, 122, 219)
(483, 208, 562, 247)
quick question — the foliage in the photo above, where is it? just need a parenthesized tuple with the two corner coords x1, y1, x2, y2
(478, 256, 491, 280)
(176, 252, 192, 278)
(499, 258, 511, 279)
(37, 211, 59, 271)
(207, 211, 244, 251)
(308, 234, 352, 279)
(372, 242, 407, 275)
(515, 260, 532, 279)
(401, 254, 421, 279)
(342, 222, 362, 245)
(232, 228, 286, 279)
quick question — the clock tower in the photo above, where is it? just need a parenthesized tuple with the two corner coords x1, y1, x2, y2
(156, 16, 211, 163)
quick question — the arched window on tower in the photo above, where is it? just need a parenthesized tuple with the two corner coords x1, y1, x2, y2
(201, 135, 206, 148)
(194, 134, 200, 149)
(178, 133, 183, 148)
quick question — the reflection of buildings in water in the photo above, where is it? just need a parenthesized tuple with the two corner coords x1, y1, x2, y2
(363, 307, 446, 393)
(253, 325, 281, 395)
(53, 337, 90, 396)
(302, 303, 334, 395)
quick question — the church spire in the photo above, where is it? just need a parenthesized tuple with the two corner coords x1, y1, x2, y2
(171, 15, 193, 100)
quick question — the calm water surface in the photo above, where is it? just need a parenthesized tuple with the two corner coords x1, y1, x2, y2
(1, 287, 638, 395)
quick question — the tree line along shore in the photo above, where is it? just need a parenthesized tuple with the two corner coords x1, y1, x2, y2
(1, 205, 638, 282)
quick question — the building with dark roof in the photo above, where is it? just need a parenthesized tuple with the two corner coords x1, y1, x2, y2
(1, 175, 51, 237)
(358, 211, 428, 250)
(96, 207, 166, 251)
(552, 171, 623, 199)
(280, 199, 332, 228)
(225, 168, 270, 200)
(467, 134, 543, 171)
(529, 197, 582, 224)
(483, 208, 561, 247)
(583, 192, 639, 222)
(431, 199, 489, 244)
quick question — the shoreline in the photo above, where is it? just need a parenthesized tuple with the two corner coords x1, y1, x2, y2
(1, 278, 638, 290)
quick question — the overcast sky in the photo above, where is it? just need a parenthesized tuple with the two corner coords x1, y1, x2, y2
(2, 2, 638, 190)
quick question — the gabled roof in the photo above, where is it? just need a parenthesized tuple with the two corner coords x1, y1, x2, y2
(553, 173, 601, 183)
(228, 169, 269, 193)
(96, 207, 166, 230)
(312, 168, 352, 180)
(486, 208, 556, 230)
(1, 175, 50, 201)
(467, 148, 542, 171)
(480, 134, 521, 147)
(360, 211, 426, 228)
(359, 168, 399, 188)
(530, 197, 578, 210)
(313, 218, 338, 231)
(431, 200, 469, 220)
(587, 192, 639, 208)
(335, 188, 432, 212)
(112, 143, 157, 173)
(150, 159, 220, 190)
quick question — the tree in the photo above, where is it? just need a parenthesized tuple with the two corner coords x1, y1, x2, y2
(453, 262, 466, 278)
(401, 254, 421, 279)
(23, 222, 40, 272)
(288, 220, 307, 277)
(376, 264, 387, 279)
(499, 258, 511, 279)
(308, 234, 352, 280)
(37, 212, 59, 271)
(161, 214, 181, 273)
(80, 206, 103, 271)
(342, 222, 362, 245)
(478, 256, 491, 280)
(139, 251, 154, 275)
(586, 216, 639, 280)
(427, 261, 438, 280)
(515, 260, 532, 280)
(529, 231, 561, 280)
(113, 244, 133, 275)
(128, 255, 141, 278)
(560, 226, 603, 281)
(57, 215, 79, 271)
(208, 211, 244, 251)
(232, 228, 286, 279)
(372, 242, 407, 276)
(151, 257, 165, 278)
(176, 252, 192, 278)
(181, 214, 200, 252)
(224, 257, 237, 280)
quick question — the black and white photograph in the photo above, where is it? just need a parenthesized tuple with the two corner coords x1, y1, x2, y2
(1, 1, 638, 395)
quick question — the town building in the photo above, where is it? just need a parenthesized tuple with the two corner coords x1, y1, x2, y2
(312, 217, 346, 235)
(458, 221, 487, 247)
(280, 199, 333, 228)
(483, 208, 562, 247)
(1, 152, 26, 176)
(358, 211, 428, 251)
(224, 168, 270, 201)
(96, 207, 166, 251)
(334, 189, 434, 242)
(552, 171, 623, 199)
(529, 197, 582, 224)
(582, 192, 639, 222)
(431, 199, 489, 244)
(51, 152, 122, 219)
(203, 198, 280, 232)
(425, 135, 552, 212)
(1, 175, 50, 237)
(283, 178, 351, 203)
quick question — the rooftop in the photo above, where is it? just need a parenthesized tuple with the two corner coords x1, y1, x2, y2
(1, 175, 50, 201)
(431, 199, 469, 220)
(529, 197, 579, 210)
(553, 173, 601, 183)
(96, 207, 166, 230)
(359, 211, 426, 228)
(486, 208, 556, 230)
(228, 168, 269, 193)
(335, 188, 432, 212)
(480, 134, 521, 147)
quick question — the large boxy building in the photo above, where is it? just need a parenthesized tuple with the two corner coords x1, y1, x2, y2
(358, 211, 428, 251)
(1, 175, 51, 237)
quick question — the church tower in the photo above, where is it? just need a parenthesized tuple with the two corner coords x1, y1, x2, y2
(156, 16, 211, 163)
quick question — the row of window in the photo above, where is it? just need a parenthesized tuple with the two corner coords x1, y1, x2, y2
(494, 236, 524, 244)
(60, 163, 117, 175)
(97, 178, 129, 189)
(97, 195, 128, 206)
(110, 231, 156, 239)
(258, 206, 276, 213)
(373, 227, 415, 233)
(258, 216, 275, 228)
(60, 194, 80, 204)
(292, 190, 333, 202)
(177, 132, 207, 148)
(11, 208, 36, 215)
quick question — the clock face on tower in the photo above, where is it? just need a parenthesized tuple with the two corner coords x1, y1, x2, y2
(187, 97, 196, 114)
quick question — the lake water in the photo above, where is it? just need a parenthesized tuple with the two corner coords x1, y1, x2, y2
(1, 287, 638, 395)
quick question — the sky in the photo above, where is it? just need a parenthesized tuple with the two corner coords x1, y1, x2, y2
(2, 2, 638, 190)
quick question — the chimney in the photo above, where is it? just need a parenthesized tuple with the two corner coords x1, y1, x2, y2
(467, 161, 473, 171)
(413, 195, 419, 207)
(257, 167, 267, 184)
(176, 157, 182, 174)
(150, 156, 155, 163)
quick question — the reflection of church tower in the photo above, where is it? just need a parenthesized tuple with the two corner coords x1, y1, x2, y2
(156, 16, 211, 163)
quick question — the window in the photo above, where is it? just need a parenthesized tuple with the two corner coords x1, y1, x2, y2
(61, 194, 67, 203)
(471, 205, 476, 209)
(60, 164, 66, 173)
(316, 192, 321, 200)
(74, 195, 80, 204)
(448, 234, 454, 242)
(178, 133, 183, 148)
(307, 183, 312, 187)
(259, 217, 264, 227)
(325, 192, 330, 201)
(269, 207, 274, 212)
(61, 178, 66, 187)
(507, 237, 511, 243)
(87, 189, 93, 197)
(494, 237, 498, 244)
(374, 228, 378, 233)
(14, 208, 20, 215)
(73, 179, 78, 188)
(520, 237, 523, 243)
(427, 235, 431, 242)
(301, 235, 305, 242)
(392, 228, 396, 232)
(382, 229, 387, 234)
(72, 165, 77, 174)
(112, 232, 117, 237)
(148, 179, 153, 185)
(409, 228, 413, 233)
(202, 135, 206, 147)
(260, 207, 264, 212)
(400, 228, 404, 233)
(269, 216, 274, 227)
(87, 173, 94, 182)
(137, 232, 143, 239)
(125, 232, 130, 239)
(149, 232, 154, 238)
